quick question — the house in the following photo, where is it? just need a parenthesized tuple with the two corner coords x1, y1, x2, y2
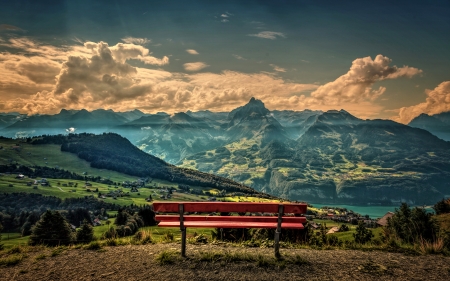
(377, 212, 394, 227)
(327, 226, 339, 235)
(93, 218, 102, 226)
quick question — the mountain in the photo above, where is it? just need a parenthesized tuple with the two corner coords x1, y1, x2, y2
(0, 114, 26, 130)
(181, 107, 450, 205)
(225, 97, 288, 145)
(2, 98, 450, 205)
(271, 109, 322, 139)
(29, 133, 259, 195)
(409, 112, 450, 141)
(1, 109, 146, 138)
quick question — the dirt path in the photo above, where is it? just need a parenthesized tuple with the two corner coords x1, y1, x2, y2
(1, 243, 449, 281)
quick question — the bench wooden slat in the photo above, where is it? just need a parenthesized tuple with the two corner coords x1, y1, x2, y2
(157, 221, 305, 229)
(153, 202, 307, 214)
(155, 215, 307, 224)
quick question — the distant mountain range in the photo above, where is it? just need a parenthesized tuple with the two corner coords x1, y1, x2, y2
(409, 112, 450, 141)
(1, 99, 450, 205)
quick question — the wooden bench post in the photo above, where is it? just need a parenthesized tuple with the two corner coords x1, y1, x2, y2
(179, 203, 186, 257)
(274, 204, 284, 258)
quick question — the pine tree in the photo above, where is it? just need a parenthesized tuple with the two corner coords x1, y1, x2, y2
(76, 220, 94, 243)
(29, 210, 74, 246)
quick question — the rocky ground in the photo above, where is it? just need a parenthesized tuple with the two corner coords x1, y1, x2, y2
(1, 243, 449, 281)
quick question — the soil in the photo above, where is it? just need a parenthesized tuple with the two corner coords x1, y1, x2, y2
(1, 243, 449, 281)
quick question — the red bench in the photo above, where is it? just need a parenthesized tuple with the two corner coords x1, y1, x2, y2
(153, 202, 307, 257)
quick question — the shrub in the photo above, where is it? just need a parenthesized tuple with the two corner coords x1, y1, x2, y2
(433, 198, 450, 215)
(155, 250, 179, 265)
(353, 221, 374, 244)
(101, 226, 118, 239)
(162, 231, 174, 242)
(338, 224, 349, 232)
(76, 220, 94, 243)
(84, 241, 102, 250)
(0, 254, 24, 266)
(134, 230, 153, 244)
(386, 203, 439, 244)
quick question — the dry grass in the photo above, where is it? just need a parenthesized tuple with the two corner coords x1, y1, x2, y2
(416, 237, 445, 255)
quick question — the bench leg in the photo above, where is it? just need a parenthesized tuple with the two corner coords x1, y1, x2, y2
(274, 204, 284, 258)
(274, 231, 281, 258)
(181, 227, 186, 257)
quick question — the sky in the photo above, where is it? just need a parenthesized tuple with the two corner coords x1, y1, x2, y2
(0, 0, 449, 123)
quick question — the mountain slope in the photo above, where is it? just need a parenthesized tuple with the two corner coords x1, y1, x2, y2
(32, 133, 259, 195)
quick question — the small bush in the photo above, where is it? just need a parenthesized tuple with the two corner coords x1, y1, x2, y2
(6, 245, 25, 254)
(353, 221, 374, 244)
(338, 224, 349, 232)
(35, 253, 46, 261)
(155, 250, 179, 265)
(84, 241, 102, 250)
(417, 237, 444, 255)
(105, 238, 119, 246)
(162, 232, 174, 242)
(134, 230, 153, 245)
(292, 254, 309, 265)
(0, 254, 24, 266)
(50, 246, 66, 257)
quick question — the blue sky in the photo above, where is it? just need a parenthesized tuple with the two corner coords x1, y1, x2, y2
(1, 0, 449, 123)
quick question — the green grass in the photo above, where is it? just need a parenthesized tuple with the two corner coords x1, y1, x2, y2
(155, 249, 180, 265)
(0, 254, 24, 266)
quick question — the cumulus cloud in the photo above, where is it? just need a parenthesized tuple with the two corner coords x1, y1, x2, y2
(183, 62, 209, 72)
(249, 31, 286, 40)
(0, 39, 422, 121)
(270, 64, 286, 72)
(394, 81, 450, 124)
(121, 37, 150, 45)
(310, 55, 422, 105)
(186, 49, 199, 55)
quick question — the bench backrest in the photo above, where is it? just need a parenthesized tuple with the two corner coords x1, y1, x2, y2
(153, 202, 307, 214)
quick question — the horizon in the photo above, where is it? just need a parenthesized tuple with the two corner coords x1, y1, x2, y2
(1, 1, 450, 124)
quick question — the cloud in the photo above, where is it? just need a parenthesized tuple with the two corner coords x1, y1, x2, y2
(270, 64, 286, 72)
(221, 14, 229, 18)
(394, 81, 450, 124)
(0, 39, 421, 121)
(249, 31, 286, 40)
(221, 19, 229, 23)
(0, 24, 23, 31)
(186, 49, 199, 55)
(106, 42, 169, 65)
(121, 37, 150, 45)
(66, 127, 76, 133)
(183, 62, 209, 72)
(233, 54, 246, 60)
(310, 55, 422, 105)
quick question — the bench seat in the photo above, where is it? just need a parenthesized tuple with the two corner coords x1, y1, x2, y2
(155, 215, 306, 229)
(157, 221, 305, 229)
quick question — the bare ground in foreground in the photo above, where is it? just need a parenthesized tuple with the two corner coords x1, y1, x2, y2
(1, 243, 449, 281)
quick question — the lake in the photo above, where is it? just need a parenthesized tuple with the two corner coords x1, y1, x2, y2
(308, 203, 433, 218)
